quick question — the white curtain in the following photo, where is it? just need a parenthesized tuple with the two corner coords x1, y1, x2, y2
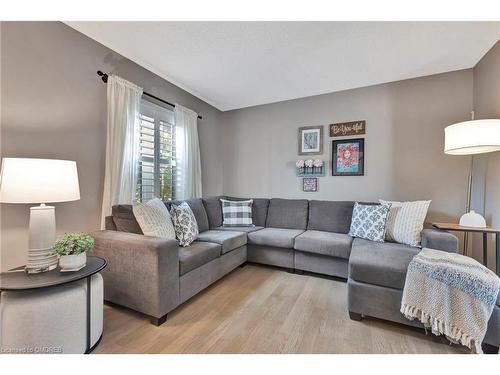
(101, 75, 143, 228)
(174, 104, 202, 200)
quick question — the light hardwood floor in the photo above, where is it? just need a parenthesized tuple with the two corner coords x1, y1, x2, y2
(93, 264, 467, 354)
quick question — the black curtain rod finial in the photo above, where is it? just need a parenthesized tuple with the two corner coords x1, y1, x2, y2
(97, 70, 108, 83)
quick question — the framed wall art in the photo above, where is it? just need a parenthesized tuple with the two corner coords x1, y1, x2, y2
(302, 177, 318, 192)
(298, 125, 323, 155)
(332, 138, 365, 176)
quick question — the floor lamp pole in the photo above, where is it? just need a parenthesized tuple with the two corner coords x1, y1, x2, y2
(463, 155, 474, 256)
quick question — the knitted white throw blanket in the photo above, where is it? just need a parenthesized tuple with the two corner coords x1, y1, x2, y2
(401, 248, 500, 353)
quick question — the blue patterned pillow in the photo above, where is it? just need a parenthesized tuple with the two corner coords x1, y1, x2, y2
(348, 202, 391, 242)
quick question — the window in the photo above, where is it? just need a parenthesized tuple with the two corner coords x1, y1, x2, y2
(137, 99, 176, 202)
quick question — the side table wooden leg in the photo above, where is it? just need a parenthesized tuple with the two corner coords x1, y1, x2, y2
(483, 232, 488, 267)
(496, 233, 500, 277)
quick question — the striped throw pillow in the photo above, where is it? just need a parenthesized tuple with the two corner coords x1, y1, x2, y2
(220, 199, 254, 227)
(379, 199, 431, 247)
(133, 198, 176, 239)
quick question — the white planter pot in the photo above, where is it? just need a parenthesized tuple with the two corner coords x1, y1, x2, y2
(59, 253, 87, 271)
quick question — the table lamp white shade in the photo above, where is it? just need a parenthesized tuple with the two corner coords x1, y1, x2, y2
(0, 158, 81, 273)
(444, 119, 500, 155)
(0, 158, 80, 203)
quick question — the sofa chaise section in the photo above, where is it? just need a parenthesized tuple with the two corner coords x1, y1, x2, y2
(347, 228, 499, 350)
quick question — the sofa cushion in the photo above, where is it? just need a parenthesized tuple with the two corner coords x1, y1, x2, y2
(168, 198, 210, 233)
(294, 230, 353, 259)
(111, 205, 143, 234)
(196, 230, 247, 254)
(248, 227, 304, 248)
(265, 198, 309, 230)
(105, 216, 117, 231)
(216, 226, 265, 233)
(202, 196, 225, 229)
(307, 200, 355, 234)
(349, 238, 421, 290)
(225, 197, 270, 227)
(179, 241, 221, 275)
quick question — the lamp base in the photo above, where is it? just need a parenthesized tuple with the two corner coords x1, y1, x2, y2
(459, 210, 487, 228)
(27, 204, 58, 273)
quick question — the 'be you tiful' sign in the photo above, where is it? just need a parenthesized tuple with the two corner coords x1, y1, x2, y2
(329, 121, 366, 137)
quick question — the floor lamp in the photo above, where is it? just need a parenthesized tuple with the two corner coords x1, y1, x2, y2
(0, 158, 80, 273)
(444, 118, 500, 255)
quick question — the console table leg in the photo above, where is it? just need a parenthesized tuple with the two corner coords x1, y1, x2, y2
(496, 233, 499, 277)
(483, 232, 488, 267)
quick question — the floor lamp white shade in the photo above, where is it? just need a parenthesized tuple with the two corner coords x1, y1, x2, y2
(445, 119, 500, 155)
(444, 119, 500, 227)
(0, 158, 80, 273)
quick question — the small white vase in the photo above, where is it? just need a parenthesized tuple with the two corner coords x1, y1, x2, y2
(59, 253, 87, 271)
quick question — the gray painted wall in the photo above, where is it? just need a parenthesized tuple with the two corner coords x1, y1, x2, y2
(0, 22, 223, 271)
(221, 70, 473, 227)
(1, 21, 496, 273)
(472, 40, 500, 271)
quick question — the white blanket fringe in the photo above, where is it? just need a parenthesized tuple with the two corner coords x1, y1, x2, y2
(402, 304, 482, 354)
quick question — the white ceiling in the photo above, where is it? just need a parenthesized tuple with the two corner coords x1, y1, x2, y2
(66, 22, 500, 111)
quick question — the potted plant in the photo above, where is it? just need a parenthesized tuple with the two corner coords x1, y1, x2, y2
(51, 232, 94, 271)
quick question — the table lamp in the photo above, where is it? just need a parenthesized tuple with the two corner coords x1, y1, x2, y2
(0, 158, 80, 273)
(444, 118, 500, 227)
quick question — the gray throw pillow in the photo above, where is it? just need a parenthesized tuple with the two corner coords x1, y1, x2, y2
(170, 202, 199, 246)
(348, 202, 391, 242)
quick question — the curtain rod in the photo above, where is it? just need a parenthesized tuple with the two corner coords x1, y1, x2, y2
(97, 71, 202, 120)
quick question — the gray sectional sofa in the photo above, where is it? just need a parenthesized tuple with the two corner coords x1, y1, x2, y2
(93, 196, 499, 351)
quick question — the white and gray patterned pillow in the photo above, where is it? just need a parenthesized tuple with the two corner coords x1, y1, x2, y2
(348, 202, 391, 242)
(170, 202, 199, 247)
(220, 199, 254, 227)
(379, 199, 431, 247)
(133, 198, 176, 239)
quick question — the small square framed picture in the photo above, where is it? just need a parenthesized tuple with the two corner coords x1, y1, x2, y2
(298, 126, 323, 155)
(302, 177, 318, 192)
(332, 138, 365, 176)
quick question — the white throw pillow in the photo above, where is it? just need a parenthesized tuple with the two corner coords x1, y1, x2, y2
(133, 198, 176, 239)
(170, 202, 199, 247)
(379, 199, 431, 247)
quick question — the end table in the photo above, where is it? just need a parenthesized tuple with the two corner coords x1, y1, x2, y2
(0, 256, 106, 354)
(432, 223, 500, 276)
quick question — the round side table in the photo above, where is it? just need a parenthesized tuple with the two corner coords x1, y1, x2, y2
(0, 256, 106, 354)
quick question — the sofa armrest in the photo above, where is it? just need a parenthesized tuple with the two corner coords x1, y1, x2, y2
(92, 230, 180, 319)
(421, 228, 459, 253)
